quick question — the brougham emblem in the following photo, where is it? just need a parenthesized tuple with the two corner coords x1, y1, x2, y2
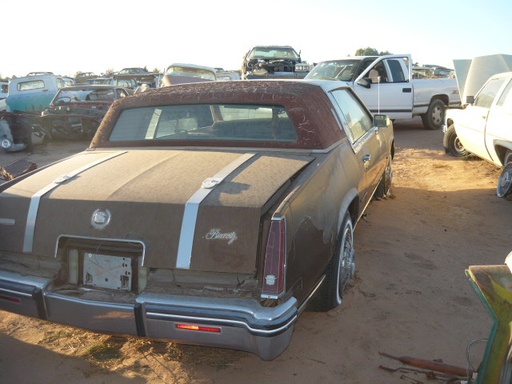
(205, 228, 238, 244)
(91, 209, 111, 230)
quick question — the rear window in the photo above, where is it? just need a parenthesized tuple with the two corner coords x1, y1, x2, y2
(109, 104, 298, 144)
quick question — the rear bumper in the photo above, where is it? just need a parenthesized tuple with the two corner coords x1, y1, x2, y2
(0, 270, 298, 360)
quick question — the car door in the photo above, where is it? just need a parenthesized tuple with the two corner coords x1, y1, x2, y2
(330, 88, 387, 208)
(482, 76, 512, 164)
(353, 57, 414, 120)
(456, 76, 507, 161)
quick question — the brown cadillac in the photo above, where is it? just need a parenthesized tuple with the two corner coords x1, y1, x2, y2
(0, 80, 394, 360)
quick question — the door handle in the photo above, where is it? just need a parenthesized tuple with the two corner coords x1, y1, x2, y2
(363, 154, 371, 169)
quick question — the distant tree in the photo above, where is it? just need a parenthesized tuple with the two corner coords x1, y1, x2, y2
(355, 47, 392, 56)
(105, 68, 114, 76)
(151, 67, 161, 74)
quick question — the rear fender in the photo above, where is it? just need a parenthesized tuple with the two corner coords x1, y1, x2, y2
(337, 188, 359, 233)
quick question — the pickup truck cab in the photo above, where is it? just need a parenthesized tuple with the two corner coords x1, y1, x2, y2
(305, 54, 461, 129)
(6, 72, 67, 113)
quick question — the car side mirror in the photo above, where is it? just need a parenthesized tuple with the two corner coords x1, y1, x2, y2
(374, 114, 390, 128)
(357, 78, 371, 89)
(466, 95, 475, 104)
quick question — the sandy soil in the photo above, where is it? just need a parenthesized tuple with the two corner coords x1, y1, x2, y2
(1, 118, 511, 384)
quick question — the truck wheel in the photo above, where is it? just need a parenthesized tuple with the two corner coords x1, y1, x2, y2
(422, 99, 445, 130)
(497, 151, 512, 200)
(443, 124, 469, 157)
(309, 213, 355, 311)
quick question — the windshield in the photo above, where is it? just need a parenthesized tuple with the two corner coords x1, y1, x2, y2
(54, 88, 123, 103)
(165, 66, 216, 81)
(119, 68, 147, 74)
(306, 60, 362, 81)
(109, 104, 298, 144)
(248, 47, 300, 60)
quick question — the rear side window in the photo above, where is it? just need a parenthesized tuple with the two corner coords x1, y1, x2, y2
(387, 59, 406, 82)
(496, 78, 512, 109)
(474, 77, 507, 108)
(17, 80, 45, 91)
(330, 88, 373, 143)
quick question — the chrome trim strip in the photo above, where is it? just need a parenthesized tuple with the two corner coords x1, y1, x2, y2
(0, 287, 33, 298)
(0, 270, 51, 289)
(54, 234, 147, 264)
(23, 152, 126, 253)
(0, 218, 15, 225)
(176, 153, 256, 269)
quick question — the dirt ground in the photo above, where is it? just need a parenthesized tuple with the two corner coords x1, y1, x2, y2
(1, 118, 511, 384)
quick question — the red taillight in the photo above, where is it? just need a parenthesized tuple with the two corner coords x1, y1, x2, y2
(0, 294, 21, 304)
(261, 217, 286, 298)
(176, 324, 221, 333)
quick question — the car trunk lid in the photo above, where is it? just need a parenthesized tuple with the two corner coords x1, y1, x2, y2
(0, 149, 312, 274)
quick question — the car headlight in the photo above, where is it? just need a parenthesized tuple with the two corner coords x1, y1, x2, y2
(295, 64, 311, 72)
(1, 138, 12, 149)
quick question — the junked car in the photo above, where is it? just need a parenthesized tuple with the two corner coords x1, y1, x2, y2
(0, 82, 7, 112)
(40, 84, 130, 139)
(443, 72, 512, 200)
(0, 81, 8, 100)
(6, 72, 67, 113)
(82, 76, 138, 93)
(241, 45, 313, 80)
(116, 67, 158, 88)
(0, 80, 394, 360)
(161, 63, 217, 86)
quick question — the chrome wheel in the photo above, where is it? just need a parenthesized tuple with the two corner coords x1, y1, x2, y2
(497, 162, 512, 200)
(336, 216, 355, 304)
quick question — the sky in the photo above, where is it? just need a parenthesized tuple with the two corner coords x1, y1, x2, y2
(2, 0, 511, 78)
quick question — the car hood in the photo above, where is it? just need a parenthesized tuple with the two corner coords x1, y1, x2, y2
(0, 149, 312, 273)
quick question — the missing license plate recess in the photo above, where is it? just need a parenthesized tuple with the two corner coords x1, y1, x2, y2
(83, 252, 132, 290)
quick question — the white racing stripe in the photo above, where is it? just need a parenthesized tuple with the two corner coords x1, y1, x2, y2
(176, 153, 256, 269)
(23, 152, 126, 253)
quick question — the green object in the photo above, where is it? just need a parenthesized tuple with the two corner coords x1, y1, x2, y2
(466, 265, 512, 383)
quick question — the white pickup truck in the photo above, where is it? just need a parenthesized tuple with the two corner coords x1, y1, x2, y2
(443, 71, 512, 200)
(305, 54, 461, 130)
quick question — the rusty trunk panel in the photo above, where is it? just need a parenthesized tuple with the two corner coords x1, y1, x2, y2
(0, 149, 312, 274)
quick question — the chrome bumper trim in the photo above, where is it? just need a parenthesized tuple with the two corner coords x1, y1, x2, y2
(0, 270, 298, 360)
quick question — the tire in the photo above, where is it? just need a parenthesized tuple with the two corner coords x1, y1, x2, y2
(374, 156, 392, 199)
(497, 151, 512, 200)
(309, 213, 355, 311)
(443, 124, 469, 157)
(421, 99, 445, 130)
